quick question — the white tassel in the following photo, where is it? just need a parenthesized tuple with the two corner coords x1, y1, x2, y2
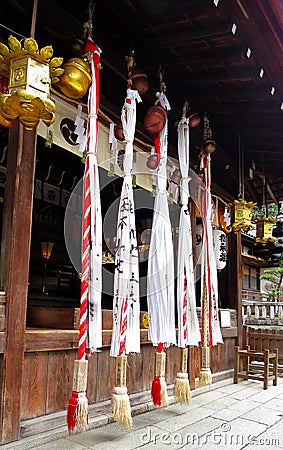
(174, 372, 191, 404)
(199, 367, 212, 386)
(111, 386, 132, 428)
(159, 376, 169, 406)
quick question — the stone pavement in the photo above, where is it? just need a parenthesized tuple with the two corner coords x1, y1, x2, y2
(3, 376, 283, 450)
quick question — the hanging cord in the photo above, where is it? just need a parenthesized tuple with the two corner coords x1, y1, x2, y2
(30, 0, 38, 38)
(83, 0, 96, 39)
(242, 142, 245, 199)
(125, 50, 135, 89)
(238, 134, 242, 199)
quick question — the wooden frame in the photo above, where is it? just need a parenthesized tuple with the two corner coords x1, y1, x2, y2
(234, 345, 278, 390)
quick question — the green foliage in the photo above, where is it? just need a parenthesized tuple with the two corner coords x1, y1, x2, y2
(260, 258, 283, 301)
(252, 202, 282, 220)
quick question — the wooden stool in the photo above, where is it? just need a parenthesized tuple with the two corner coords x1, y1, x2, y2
(234, 345, 278, 390)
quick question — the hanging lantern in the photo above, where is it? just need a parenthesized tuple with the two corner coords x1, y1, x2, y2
(228, 199, 257, 232)
(255, 216, 277, 245)
(212, 228, 227, 270)
(0, 35, 64, 129)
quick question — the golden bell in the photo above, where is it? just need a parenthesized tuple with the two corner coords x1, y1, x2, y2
(202, 139, 216, 154)
(58, 57, 91, 100)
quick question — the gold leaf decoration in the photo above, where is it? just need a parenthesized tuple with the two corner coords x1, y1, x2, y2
(0, 55, 7, 73)
(51, 76, 60, 84)
(8, 35, 21, 52)
(0, 42, 9, 57)
(24, 37, 38, 54)
(51, 68, 64, 77)
(50, 57, 63, 68)
(40, 46, 54, 61)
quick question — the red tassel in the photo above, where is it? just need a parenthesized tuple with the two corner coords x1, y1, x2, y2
(67, 391, 78, 434)
(151, 376, 161, 406)
(67, 391, 88, 434)
(157, 342, 163, 353)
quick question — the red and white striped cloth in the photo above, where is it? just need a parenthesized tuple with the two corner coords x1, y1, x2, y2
(110, 89, 141, 357)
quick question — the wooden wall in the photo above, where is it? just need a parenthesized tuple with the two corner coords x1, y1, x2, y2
(20, 327, 237, 423)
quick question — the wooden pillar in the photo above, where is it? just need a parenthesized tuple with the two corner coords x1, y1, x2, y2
(228, 231, 243, 347)
(0, 119, 37, 444)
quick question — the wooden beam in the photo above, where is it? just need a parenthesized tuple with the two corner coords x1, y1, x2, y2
(0, 120, 37, 444)
(142, 46, 246, 71)
(142, 23, 233, 50)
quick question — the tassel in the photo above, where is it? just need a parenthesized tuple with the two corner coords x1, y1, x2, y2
(199, 346, 212, 386)
(111, 355, 132, 428)
(160, 376, 168, 406)
(199, 367, 212, 386)
(67, 360, 88, 434)
(174, 348, 191, 404)
(174, 372, 191, 404)
(151, 346, 168, 407)
(111, 386, 132, 428)
(151, 376, 161, 406)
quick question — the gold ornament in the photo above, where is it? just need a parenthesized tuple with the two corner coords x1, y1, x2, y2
(57, 57, 91, 100)
(228, 199, 257, 232)
(142, 312, 149, 329)
(0, 35, 64, 129)
(255, 216, 277, 245)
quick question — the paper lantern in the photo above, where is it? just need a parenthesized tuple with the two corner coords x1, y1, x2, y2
(255, 216, 277, 245)
(212, 228, 227, 270)
(228, 199, 257, 232)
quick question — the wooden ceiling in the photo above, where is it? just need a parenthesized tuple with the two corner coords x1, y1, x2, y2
(1, 0, 283, 207)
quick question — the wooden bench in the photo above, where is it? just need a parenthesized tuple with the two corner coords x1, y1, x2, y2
(234, 345, 278, 390)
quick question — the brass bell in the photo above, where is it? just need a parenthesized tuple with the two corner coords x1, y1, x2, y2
(58, 57, 91, 100)
(146, 153, 159, 170)
(171, 168, 181, 185)
(188, 111, 201, 128)
(131, 69, 149, 95)
(114, 122, 124, 141)
(144, 104, 167, 134)
(202, 139, 216, 154)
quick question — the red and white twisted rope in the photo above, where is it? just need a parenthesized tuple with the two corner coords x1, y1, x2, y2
(79, 40, 101, 361)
